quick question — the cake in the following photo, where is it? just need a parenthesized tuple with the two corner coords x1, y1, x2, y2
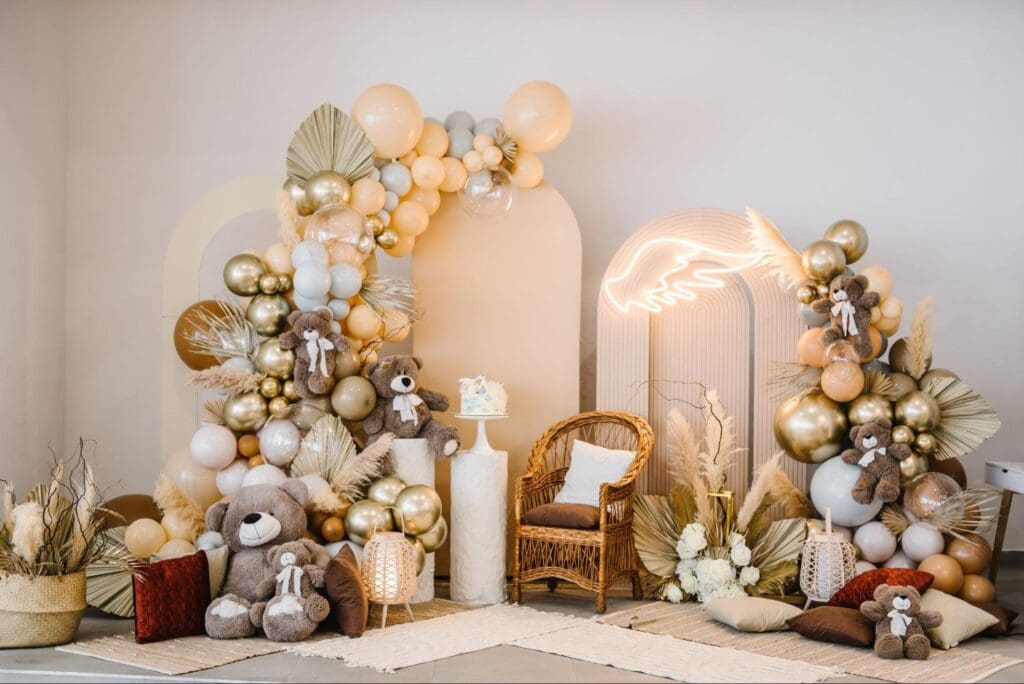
(459, 376, 508, 416)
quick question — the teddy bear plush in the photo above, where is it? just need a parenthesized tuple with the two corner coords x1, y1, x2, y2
(204, 481, 329, 639)
(279, 309, 347, 400)
(839, 418, 911, 505)
(860, 584, 942, 660)
(249, 540, 331, 642)
(810, 273, 880, 360)
(362, 355, 460, 459)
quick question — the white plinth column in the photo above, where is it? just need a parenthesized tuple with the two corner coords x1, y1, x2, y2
(450, 446, 508, 604)
(390, 438, 435, 603)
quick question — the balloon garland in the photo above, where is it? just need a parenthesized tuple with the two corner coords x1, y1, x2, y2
(751, 209, 1004, 603)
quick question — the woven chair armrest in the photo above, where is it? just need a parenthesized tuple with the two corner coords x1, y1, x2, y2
(515, 470, 566, 521)
(600, 480, 635, 526)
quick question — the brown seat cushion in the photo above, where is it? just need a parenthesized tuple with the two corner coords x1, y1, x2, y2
(325, 546, 368, 638)
(826, 568, 934, 609)
(523, 503, 601, 529)
(978, 602, 1019, 636)
(787, 606, 875, 647)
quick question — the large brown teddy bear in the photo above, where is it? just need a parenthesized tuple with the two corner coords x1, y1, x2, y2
(840, 418, 911, 504)
(860, 584, 942, 660)
(811, 274, 880, 360)
(279, 309, 347, 400)
(362, 355, 460, 458)
(250, 540, 331, 642)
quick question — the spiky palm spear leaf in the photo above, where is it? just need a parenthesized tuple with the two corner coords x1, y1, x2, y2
(922, 487, 1002, 540)
(290, 416, 393, 502)
(287, 104, 375, 184)
(746, 208, 805, 290)
(202, 398, 227, 425)
(921, 376, 1001, 462)
(880, 503, 910, 536)
(632, 495, 681, 578)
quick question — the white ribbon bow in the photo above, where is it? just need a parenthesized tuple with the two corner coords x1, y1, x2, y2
(393, 393, 424, 425)
(831, 298, 859, 337)
(276, 560, 304, 597)
(858, 446, 886, 467)
(303, 329, 335, 377)
(888, 609, 912, 638)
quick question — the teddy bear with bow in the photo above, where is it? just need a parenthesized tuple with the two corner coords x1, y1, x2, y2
(811, 273, 880, 360)
(860, 584, 942, 660)
(840, 418, 912, 504)
(279, 309, 347, 399)
(250, 540, 331, 642)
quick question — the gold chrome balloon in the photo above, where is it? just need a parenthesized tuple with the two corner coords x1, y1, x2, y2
(367, 476, 407, 507)
(892, 425, 915, 445)
(282, 379, 300, 401)
(394, 484, 442, 535)
(416, 516, 448, 553)
(801, 240, 847, 282)
(276, 274, 292, 292)
(376, 228, 399, 250)
(259, 376, 282, 398)
(847, 393, 893, 426)
(291, 397, 332, 432)
(246, 294, 291, 336)
(823, 220, 869, 264)
(344, 499, 393, 545)
(306, 170, 351, 211)
(887, 372, 919, 399)
(268, 396, 291, 417)
(895, 390, 941, 431)
(255, 337, 295, 380)
(283, 177, 315, 216)
(773, 391, 848, 464)
(914, 431, 937, 454)
(332, 344, 362, 380)
(258, 273, 280, 294)
(410, 537, 426, 574)
(224, 254, 267, 296)
(365, 214, 386, 237)
(899, 452, 930, 485)
(223, 391, 269, 433)
(816, 282, 831, 299)
(797, 284, 816, 304)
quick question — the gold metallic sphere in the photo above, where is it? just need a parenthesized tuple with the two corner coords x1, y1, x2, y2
(367, 476, 407, 507)
(259, 376, 282, 398)
(223, 391, 269, 433)
(258, 273, 280, 294)
(224, 253, 268, 296)
(895, 390, 941, 432)
(773, 391, 848, 464)
(816, 282, 831, 299)
(887, 372, 919, 399)
(246, 294, 291, 336)
(823, 220, 869, 264)
(410, 537, 426, 574)
(802, 240, 847, 283)
(416, 516, 448, 553)
(394, 485, 443, 535)
(306, 170, 351, 211)
(365, 214, 386, 237)
(847, 393, 894, 426)
(283, 177, 316, 216)
(914, 431, 937, 454)
(268, 395, 291, 418)
(892, 425, 916, 445)
(344, 499, 393, 546)
(282, 379, 299, 401)
(900, 451, 930, 485)
(254, 337, 295, 380)
(276, 274, 292, 292)
(376, 228, 399, 250)
(797, 284, 816, 304)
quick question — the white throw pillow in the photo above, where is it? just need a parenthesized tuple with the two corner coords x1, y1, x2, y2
(553, 440, 635, 507)
(705, 597, 802, 632)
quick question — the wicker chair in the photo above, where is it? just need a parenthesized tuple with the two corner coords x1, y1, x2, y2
(511, 411, 654, 613)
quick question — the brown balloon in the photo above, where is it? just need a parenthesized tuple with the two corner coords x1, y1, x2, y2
(887, 372, 919, 399)
(888, 338, 931, 377)
(173, 300, 234, 370)
(321, 516, 346, 543)
(945, 533, 992, 575)
(98, 494, 162, 531)
(917, 553, 964, 595)
(958, 574, 997, 604)
(903, 472, 961, 519)
(927, 455, 967, 488)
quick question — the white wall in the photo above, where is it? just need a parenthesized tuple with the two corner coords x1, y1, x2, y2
(12, 0, 1023, 545)
(0, 2, 67, 490)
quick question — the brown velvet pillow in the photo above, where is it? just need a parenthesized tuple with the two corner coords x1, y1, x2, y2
(787, 606, 875, 647)
(325, 546, 368, 638)
(826, 568, 934, 609)
(523, 503, 601, 529)
(132, 551, 211, 643)
(978, 602, 1019, 636)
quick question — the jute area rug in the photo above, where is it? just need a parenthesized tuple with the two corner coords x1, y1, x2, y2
(599, 601, 1022, 684)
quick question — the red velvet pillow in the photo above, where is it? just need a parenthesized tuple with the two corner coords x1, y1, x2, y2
(133, 551, 211, 643)
(826, 568, 934, 609)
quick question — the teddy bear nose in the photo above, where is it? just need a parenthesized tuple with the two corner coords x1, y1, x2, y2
(401, 376, 412, 387)
(242, 513, 262, 525)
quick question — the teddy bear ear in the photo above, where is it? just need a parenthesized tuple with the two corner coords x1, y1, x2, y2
(876, 417, 893, 430)
(281, 478, 309, 509)
(849, 425, 862, 441)
(316, 307, 332, 322)
(364, 360, 379, 376)
(205, 501, 229, 532)
(873, 583, 890, 599)
(287, 310, 303, 326)
(853, 274, 869, 288)
(265, 544, 282, 563)
(412, 356, 424, 369)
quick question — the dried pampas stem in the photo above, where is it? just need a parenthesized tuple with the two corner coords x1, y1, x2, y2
(152, 475, 206, 540)
(746, 208, 806, 290)
(905, 297, 934, 380)
(735, 452, 781, 534)
(276, 189, 303, 246)
(187, 366, 265, 394)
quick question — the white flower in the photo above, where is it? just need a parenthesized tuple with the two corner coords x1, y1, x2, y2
(728, 532, 746, 549)
(676, 559, 695, 579)
(730, 543, 752, 567)
(664, 582, 684, 604)
(694, 557, 736, 602)
(709, 581, 748, 600)
(739, 566, 761, 586)
(679, 522, 708, 555)
(675, 538, 696, 559)
(680, 574, 698, 595)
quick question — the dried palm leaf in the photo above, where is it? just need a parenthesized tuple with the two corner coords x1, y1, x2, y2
(768, 362, 822, 401)
(275, 188, 302, 246)
(920, 487, 1002, 540)
(880, 503, 911, 536)
(186, 366, 265, 394)
(183, 300, 259, 362)
(862, 370, 902, 401)
(904, 298, 934, 380)
(750, 518, 806, 572)
(746, 208, 806, 290)
(632, 494, 681, 578)
(496, 129, 518, 164)
(290, 416, 392, 502)
(86, 527, 135, 617)
(669, 485, 699, 530)
(922, 376, 1001, 461)
(769, 468, 816, 520)
(359, 274, 418, 318)
(202, 398, 226, 425)
(751, 559, 799, 597)
(736, 453, 782, 535)
(287, 104, 375, 184)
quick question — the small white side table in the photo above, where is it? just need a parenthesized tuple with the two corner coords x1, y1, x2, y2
(450, 414, 509, 604)
(985, 461, 1024, 585)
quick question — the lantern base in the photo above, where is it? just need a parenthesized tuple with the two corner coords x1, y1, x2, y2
(377, 601, 415, 630)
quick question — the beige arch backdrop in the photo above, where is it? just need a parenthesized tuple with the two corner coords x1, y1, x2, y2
(596, 208, 805, 503)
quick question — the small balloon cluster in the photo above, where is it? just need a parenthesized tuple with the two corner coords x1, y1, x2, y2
(750, 209, 1002, 607)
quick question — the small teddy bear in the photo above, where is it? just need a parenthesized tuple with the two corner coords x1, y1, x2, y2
(279, 309, 347, 400)
(860, 584, 942, 660)
(362, 355, 460, 459)
(250, 540, 331, 642)
(811, 273, 880, 360)
(840, 418, 911, 504)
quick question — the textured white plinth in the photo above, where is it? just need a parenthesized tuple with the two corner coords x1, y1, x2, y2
(390, 438, 435, 603)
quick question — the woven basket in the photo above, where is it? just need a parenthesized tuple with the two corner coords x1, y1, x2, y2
(0, 572, 87, 648)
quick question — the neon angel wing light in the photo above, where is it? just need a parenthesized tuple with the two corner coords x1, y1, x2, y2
(602, 237, 763, 314)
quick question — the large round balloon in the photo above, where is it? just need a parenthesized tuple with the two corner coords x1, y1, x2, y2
(900, 522, 945, 562)
(847, 394, 894, 426)
(820, 360, 865, 403)
(958, 574, 997, 604)
(352, 83, 423, 159)
(344, 499, 394, 545)
(895, 391, 941, 432)
(417, 516, 448, 553)
(853, 521, 896, 563)
(173, 300, 237, 370)
(801, 240, 847, 282)
(164, 446, 221, 509)
(223, 253, 267, 296)
(124, 518, 167, 560)
(189, 424, 237, 470)
(945, 533, 992, 576)
(774, 391, 848, 464)
(823, 220, 869, 264)
(255, 337, 295, 380)
(809, 456, 883, 527)
(259, 419, 301, 467)
(394, 485, 442, 535)
(926, 454, 967, 488)
(917, 553, 964, 595)
(903, 472, 960, 520)
(216, 459, 250, 497)
(331, 375, 377, 420)
(246, 294, 291, 336)
(367, 476, 407, 507)
(223, 391, 269, 433)
(502, 81, 572, 153)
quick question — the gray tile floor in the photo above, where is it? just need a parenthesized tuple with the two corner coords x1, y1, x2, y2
(2, 561, 1023, 683)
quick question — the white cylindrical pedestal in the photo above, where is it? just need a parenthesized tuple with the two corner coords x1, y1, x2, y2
(391, 438, 435, 603)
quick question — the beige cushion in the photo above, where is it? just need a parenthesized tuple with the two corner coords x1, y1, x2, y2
(705, 597, 802, 632)
(205, 544, 230, 598)
(921, 589, 999, 649)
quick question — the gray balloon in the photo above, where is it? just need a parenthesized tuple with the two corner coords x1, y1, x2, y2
(800, 304, 829, 328)
(864, 360, 892, 373)
(446, 127, 474, 159)
(878, 333, 889, 357)
(444, 111, 475, 132)
(474, 117, 503, 139)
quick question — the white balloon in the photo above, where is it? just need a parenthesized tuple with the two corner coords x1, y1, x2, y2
(259, 419, 301, 467)
(855, 560, 877, 576)
(380, 163, 412, 197)
(369, 167, 381, 181)
(222, 357, 256, 373)
(293, 292, 328, 311)
(474, 117, 503, 139)
(383, 191, 399, 212)
(215, 459, 249, 496)
(291, 240, 328, 269)
(853, 521, 897, 563)
(830, 524, 853, 543)
(329, 263, 362, 299)
(298, 474, 331, 511)
(293, 265, 332, 299)
(328, 299, 351, 321)
(242, 464, 287, 488)
(196, 531, 225, 551)
(446, 127, 474, 159)
(444, 111, 475, 132)
(329, 320, 342, 335)
(809, 457, 884, 527)
(883, 550, 917, 569)
(900, 522, 945, 562)
(189, 424, 237, 470)
(323, 540, 364, 566)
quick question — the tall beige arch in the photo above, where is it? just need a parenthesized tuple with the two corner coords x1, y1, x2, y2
(596, 208, 805, 502)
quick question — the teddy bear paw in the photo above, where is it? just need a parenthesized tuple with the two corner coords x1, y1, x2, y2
(875, 481, 901, 502)
(874, 633, 904, 659)
(904, 634, 931, 660)
(206, 595, 256, 639)
(443, 439, 459, 457)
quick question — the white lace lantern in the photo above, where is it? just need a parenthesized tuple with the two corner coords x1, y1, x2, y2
(799, 508, 856, 607)
(361, 531, 418, 629)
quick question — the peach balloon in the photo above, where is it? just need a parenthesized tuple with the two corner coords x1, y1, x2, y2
(328, 241, 364, 267)
(158, 539, 197, 558)
(473, 133, 494, 151)
(304, 204, 365, 247)
(439, 157, 468, 192)
(352, 83, 423, 159)
(350, 178, 387, 215)
(797, 327, 827, 367)
(392, 200, 430, 237)
(503, 81, 573, 152)
(945, 533, 992, 575)
(881, 297, 903, 320)
(125, 518, 167, 560)
(958, 574, 997, 604)
(346, 304, 382, 340)
(384, 234, 416, 258)
(164, 446, 221, 510)
(876, 315, 900, 336)
(161, 512, 195, 541)
(411, 156, 446, 190)
(820, 360, 865, 403)
(415, 121, 449, 158)
(382, 310, 411, 342)
(858, 265, 893, 300)
(917, 553, 964, 595)
(870, 306, 882, 324)
(406, 186, 441, 215)
(866, 326, 883, 361)
(481, 146, 503, 169)
(264, 242, 294, 274)
(399, 150, 418, 168)
(510, 151, 544, 188)
(463, 150, 484, 173)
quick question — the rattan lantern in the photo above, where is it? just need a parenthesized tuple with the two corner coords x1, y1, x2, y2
(799, 509, 856, 608)
(361, 530, 418, 629)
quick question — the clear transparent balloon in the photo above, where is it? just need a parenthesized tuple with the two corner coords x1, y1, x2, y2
(458, 167, 515, 219)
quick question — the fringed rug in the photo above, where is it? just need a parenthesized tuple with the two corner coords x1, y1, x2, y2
(599, 601, 1021, 684)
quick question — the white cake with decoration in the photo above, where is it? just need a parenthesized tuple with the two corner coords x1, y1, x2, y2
(458, 376, 508, 416)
